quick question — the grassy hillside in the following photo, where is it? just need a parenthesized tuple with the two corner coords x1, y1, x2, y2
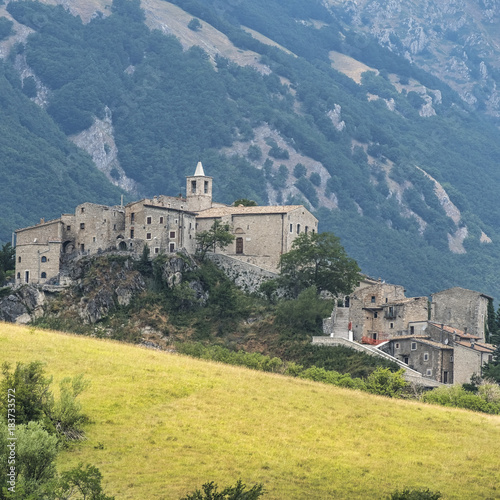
(1, 322, 500, 499)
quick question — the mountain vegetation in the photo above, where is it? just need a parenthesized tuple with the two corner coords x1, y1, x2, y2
(2, 0, 500, 299)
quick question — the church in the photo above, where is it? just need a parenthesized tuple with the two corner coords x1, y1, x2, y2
(14, 162, 318, 284)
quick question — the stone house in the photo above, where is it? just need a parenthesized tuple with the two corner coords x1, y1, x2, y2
(381, 336, 454, 384)
(430, 287, 492, 341)
(124, 199, 197, 256)
(15, 162, 316, 283)
(348, 281, 428, 343)
(380, 321, 495, 384)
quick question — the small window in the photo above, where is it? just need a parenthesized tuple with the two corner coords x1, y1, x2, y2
(450, 355, 453, 362)
(411, 342, 417, 351)
(312, 229, 315, 234)
(410, 326, 415, 335)
(131, 213, 135, 222)
(17, 272, 20, 279)
(204, 180, 209, 194)
(175, 219, 178, 224)
(426, 369, 432, 376)
(374, 312, 378, 318)
(169, 243, 175, 252)
(424, 353, 429, 361)
(305, 226, 308, 234)
(146, 233, 152, 240)
(81, 207, 85, 213)
(390, 322, 394, 329)
(160, 217, 164, 224)
(297, 224, 301, 234)
(385, 298, 388, 303)
(66, 225, 71, 231)
(93, 237, 96, 242)
(41, 272, 47, 279)
(130, 229, 134, 239)
(395, 343, 400, 349)
(371, 296, 376, 303)
(113, 224, 116, 230)
(154, 247, 159, 254)
(80, 223, 85, 230)
(18, 256, 21, 263)
(290, 224, 293, 233)
(41, 256, 47, 263)
(170, 231, 176, 238)
(146, 216, 152, 225)
(80, 244, 85, 252)
(191, 180, 196, 193)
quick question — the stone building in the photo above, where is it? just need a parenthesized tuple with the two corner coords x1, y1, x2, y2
(348, 281, 428, 343)
(381, 336, 455, 384)
(430, 287, 492, 340)
(15, 162, 316, 283)
(196, 204, 318, 272)
(380, 321, 495, 384)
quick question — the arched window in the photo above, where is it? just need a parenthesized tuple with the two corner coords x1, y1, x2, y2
(41, 256, 47, 263)
(41, 272, 47, 279)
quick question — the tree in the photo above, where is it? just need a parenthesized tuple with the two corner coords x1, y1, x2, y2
(188, 18, 202, 31)
(0, 242, 14, 284)
(486, 298, 497, 343)
(278, 232, 360, 298)
(56, 463, 115, 500)
(233, 199, 257, 207)
(0, 361, 53, 427)
(195, 221, 235, 261)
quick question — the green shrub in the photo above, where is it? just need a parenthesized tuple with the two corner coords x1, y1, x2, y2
(422, 385, 500, 414)
(389, 487, 441, 499)
(366, 368, 407, 398)
(180, 479, 264, 500)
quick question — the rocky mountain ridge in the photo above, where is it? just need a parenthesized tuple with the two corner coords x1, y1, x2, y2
(328, 0, 500, 117)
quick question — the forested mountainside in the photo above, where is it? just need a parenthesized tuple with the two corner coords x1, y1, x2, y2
(2, 0, 500, 298)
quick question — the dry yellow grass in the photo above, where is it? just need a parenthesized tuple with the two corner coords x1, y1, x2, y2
(1, 322, 500, 499)
(329, 50, 378, 83)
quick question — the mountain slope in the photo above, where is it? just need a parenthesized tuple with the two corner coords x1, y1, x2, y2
(2, 0, 500, 298)
(2, 322, 500, 499)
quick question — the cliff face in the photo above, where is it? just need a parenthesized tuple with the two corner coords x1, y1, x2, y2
(329, 0, 500, 116)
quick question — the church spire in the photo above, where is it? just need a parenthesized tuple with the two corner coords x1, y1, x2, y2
(194, 161, 205, 177)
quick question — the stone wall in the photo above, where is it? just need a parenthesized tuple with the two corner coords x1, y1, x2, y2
(453, 343, 483, 384)
(207, 253, 278, 294)
(15, 220, 62, 285)
(431, 287, 488, 340)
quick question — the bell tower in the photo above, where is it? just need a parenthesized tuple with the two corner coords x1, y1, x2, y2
(186, 162, 213, 212)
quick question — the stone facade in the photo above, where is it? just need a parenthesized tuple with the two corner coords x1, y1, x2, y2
(15, 162, 317, 283)
(430, 287, 491, 340)
(382, 336, 454, 384)
(196, 205, 318, 272)
(348, 281, 428, 342)
(379, 321, 495, 384)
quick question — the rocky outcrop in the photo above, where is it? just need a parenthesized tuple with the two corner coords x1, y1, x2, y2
(0, 285, 46, 324)
(157, 252, 208, 305)
(71, 256, 146, 324)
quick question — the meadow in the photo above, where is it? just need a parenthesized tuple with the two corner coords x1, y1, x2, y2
(1, 322, 499, 499)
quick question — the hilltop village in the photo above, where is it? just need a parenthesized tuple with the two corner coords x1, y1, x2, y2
(318, 278, 495, 386)
(11, 163, 495, 388)
(14, 162, 318, 284)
